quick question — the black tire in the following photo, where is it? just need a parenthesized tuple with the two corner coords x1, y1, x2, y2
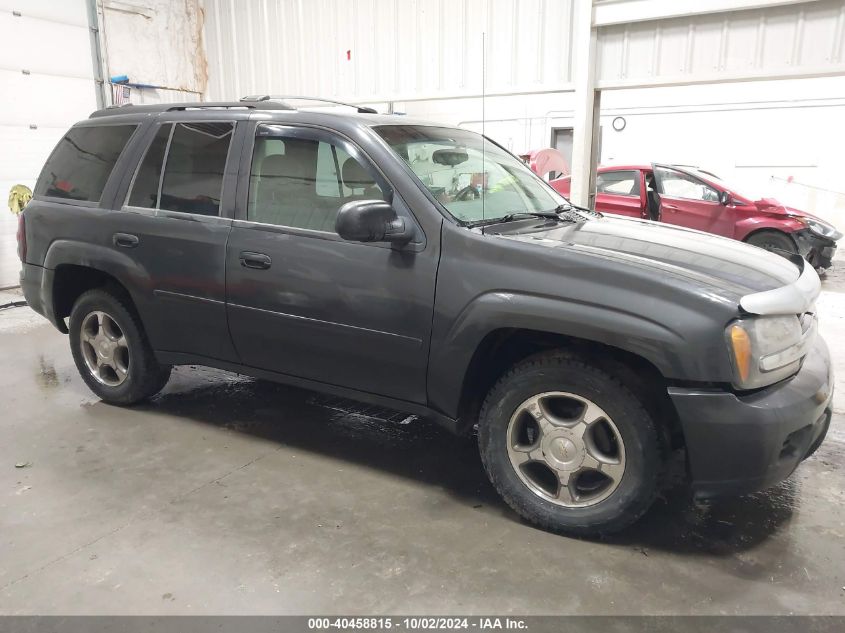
(478, 351, 661, 536)
(69, 288, 171, 405)
(746, 230, 798, 257)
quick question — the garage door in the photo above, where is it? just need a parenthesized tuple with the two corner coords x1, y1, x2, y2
(0, 0, 99, 288)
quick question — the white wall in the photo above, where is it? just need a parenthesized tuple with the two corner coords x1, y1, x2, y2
(0, 0, 100, 287)
(0, 0, 98, 194)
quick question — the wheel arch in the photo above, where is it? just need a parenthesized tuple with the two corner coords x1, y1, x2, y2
(43, 241, 150, 333)
(52, 264, 138, 325)
(453, 328, 682, 445)
(737, 223, 800, 245)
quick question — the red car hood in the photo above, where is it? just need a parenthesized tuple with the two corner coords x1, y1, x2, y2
(748, 197, 824, 222)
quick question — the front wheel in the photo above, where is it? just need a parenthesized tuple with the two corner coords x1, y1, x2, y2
(69, 288, 171, 405)
(746, 230, 798, 258)
(478, 352, 661, 536)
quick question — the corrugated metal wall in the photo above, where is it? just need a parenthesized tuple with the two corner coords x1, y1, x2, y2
(596, 0, 845, 88)
(204, 0, 845, 101)
(203, 0, 576, 102)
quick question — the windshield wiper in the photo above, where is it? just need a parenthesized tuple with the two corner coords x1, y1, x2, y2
(556, 202, 603, 219)
(464, 211, 568, 228)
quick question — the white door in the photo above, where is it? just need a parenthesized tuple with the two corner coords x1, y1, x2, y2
(0, 0, 99, 287)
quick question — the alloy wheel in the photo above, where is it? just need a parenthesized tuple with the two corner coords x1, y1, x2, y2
(79, 310, 130, 387)
(506, 391, 626, 507)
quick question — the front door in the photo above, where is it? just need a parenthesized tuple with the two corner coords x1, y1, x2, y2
(652, 164, 734, 236)
(225, 123, 437, 404)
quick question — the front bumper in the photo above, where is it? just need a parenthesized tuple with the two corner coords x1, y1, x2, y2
(668, 336, 833, 498)
(795, 229, 837, 269)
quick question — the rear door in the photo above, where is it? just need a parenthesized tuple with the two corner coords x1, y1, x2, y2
(594, 170, 645, 218)
(225, 122, 437, 404)
(112, 116, 243, 362)
(652, 164, 734, 236)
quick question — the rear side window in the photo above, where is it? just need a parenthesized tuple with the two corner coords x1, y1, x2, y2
(126, 122, 234, 216)
(127, 125, 170, 208)
(35, 125, 136, 202)
(161, 122, 233, 216)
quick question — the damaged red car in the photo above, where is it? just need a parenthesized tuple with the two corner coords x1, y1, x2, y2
(550, 163, 841, 269)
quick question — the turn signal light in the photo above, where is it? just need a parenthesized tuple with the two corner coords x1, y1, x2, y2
(729, 324, 752, 383)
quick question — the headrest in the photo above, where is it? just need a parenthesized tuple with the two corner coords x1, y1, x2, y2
(342, 158, 375, 188)
(260, 153, 314, 182)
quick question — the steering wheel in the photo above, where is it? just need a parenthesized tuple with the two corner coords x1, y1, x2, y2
(455, 185, 480, 201)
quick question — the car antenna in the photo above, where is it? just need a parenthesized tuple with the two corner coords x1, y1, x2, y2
(481, 30, 487, 230)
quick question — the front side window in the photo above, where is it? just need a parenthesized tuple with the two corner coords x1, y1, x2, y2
(35, 125, 136, 202)
(656, 167, 720, 203)
(375, 125, 565, 224)
(596, 170, 640, 197)
(247, 131, 385, 232)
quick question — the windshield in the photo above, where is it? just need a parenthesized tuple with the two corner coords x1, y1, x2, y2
(375, 124, 567, 224)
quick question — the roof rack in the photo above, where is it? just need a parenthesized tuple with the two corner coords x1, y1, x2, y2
(89, 100, 294, 118)
(240, 95, 378, 114)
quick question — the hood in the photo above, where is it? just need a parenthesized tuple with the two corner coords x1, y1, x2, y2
(493, 215, 800, 303)
(748, 198, 827, 222)
(752, 197, 785, 211)
(750, 199, 841, 239)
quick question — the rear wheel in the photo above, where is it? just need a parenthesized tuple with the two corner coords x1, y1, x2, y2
(69, 288, 171, 405)
(478, 352, 661, 535)
(746, 230, 798, 258)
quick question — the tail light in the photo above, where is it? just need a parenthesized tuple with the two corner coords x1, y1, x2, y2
(16, 213, 26, 262)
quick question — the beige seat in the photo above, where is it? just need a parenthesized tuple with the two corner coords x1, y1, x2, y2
(342, 158, 382, 200)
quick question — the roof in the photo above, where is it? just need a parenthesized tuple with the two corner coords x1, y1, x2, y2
(90, 95, 391, 119)
(86, 97, 442, 131)
(596, 164, 651, 171)
(89, 100, 294, 118)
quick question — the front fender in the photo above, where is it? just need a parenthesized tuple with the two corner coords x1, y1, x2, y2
(734, 217, 804, 242)
(426, 290, 722, 419)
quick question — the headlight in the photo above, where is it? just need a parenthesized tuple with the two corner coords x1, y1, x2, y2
(725, 315, 815, 389)
(792, 215, 842, 241)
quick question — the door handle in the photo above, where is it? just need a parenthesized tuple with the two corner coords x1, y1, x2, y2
(239, 251, 272, 270)
(113, 233, 139, 248)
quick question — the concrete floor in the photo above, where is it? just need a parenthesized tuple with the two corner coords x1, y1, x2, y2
(1, 261, 844, 616)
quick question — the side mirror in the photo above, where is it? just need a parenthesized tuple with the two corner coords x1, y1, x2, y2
(719, 190, 731, 206)
(336, 199, 413, 245)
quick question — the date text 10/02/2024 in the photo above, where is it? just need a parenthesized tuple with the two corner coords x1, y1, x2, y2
(307, 617, 528, 630)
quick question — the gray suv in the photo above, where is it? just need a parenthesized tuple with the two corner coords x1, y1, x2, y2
(17, 97, 833, 535)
